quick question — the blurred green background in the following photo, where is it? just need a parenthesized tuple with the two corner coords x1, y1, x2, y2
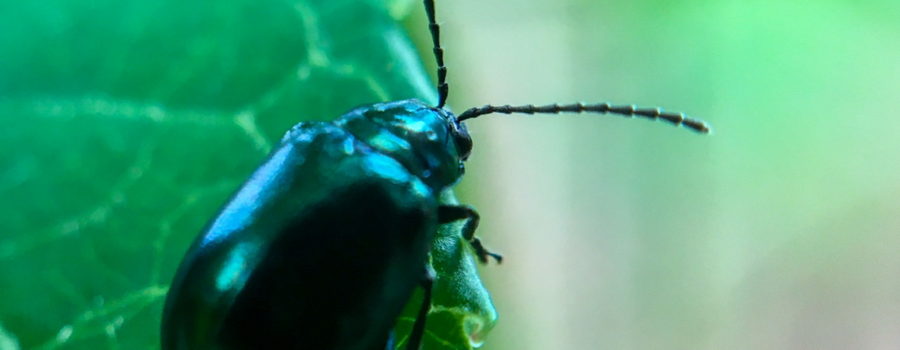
(3, 0, 900, 349)
(427, 0, 900, 349)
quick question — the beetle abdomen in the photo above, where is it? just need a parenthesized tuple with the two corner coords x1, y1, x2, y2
(220, 182, 435, 349)
(163, 123, 439, 349)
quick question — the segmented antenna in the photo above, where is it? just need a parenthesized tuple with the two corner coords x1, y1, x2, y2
(457, 103, 711, 133)
(423, 0, 449, 108)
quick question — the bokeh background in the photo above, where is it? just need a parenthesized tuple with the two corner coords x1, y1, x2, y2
(2, 0, 899, 349)
(419, 0, 900, 349)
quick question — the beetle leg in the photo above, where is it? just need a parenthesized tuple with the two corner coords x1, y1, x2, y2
(437, 205, 503, 264)
(405, 268, 435, 350)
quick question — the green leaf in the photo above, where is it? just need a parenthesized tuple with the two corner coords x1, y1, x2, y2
(394, 191, 498, 350)
(0, 0, 495, 349)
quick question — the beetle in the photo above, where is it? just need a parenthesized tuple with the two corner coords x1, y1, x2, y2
(161, 0, 710, 349)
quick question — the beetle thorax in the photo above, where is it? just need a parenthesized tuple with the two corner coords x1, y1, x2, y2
(336, 99, 469, 191)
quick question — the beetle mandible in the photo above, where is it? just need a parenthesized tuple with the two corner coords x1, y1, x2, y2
(161, 0, 710, 349)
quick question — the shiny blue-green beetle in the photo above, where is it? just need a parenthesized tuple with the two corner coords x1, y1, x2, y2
(162, 99, 482, 350)
(161, 1, 710, 349)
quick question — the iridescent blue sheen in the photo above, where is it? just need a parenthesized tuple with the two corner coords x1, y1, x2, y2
(162, 99, 473, 350)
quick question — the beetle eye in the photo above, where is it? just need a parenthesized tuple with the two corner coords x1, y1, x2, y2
(453, 122, 473, 160)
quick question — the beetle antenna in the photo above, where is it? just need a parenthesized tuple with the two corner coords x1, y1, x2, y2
(423, 0, 449, 108)
(456, 102, 711, 133)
